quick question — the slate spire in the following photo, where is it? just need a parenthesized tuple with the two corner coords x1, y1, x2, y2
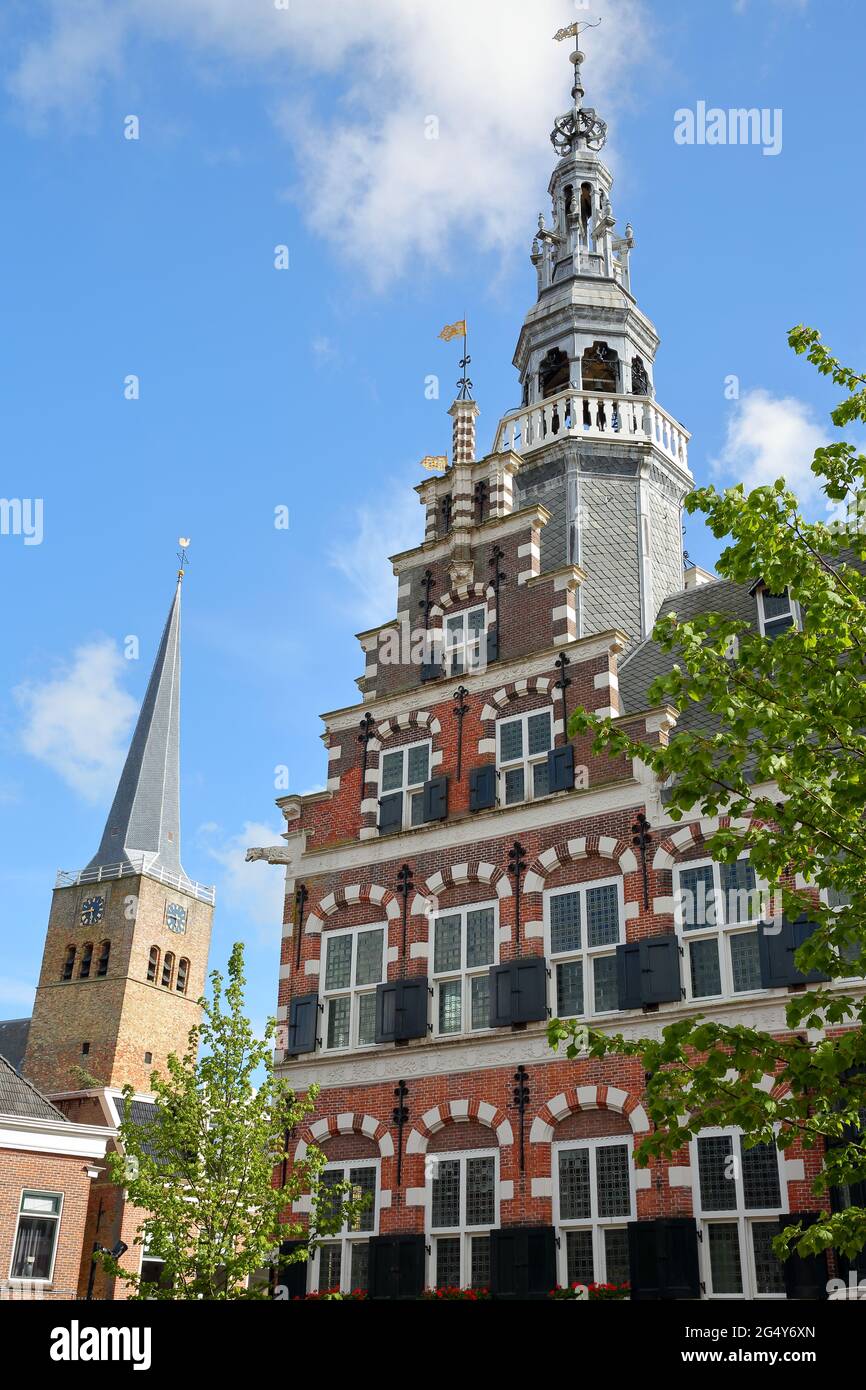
(86, 574, 186, 881)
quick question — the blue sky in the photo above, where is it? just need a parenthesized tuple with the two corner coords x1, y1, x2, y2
(0, 0, 863, 1036)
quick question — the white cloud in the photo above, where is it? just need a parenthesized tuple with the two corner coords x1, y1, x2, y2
(328, 476, 421, 627)
(200, 820, 286, 930)
(712, 389, 832, 511)
(6, 0, 649, 287)
(0, 978, 36, 1010)
(14, 639, 138, 802)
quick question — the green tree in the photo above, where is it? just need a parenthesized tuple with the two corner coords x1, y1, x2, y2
(98, 943, 360, 1299)
(549, 328, 866, 1265)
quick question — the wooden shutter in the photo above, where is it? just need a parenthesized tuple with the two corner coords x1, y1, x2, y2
(490, 1226, 556, 1299)
(547, 743, 575, 794)
(616, 941, 643, 1010)
(420, 661, 443, 683)
(374, 981, 399, 1043)
(287, 992, 319, 1056)
(628, 1218, 700, 1299)
(378, 792, 403, 836)
(488, 958, 547, 1026)
(782, 1213, 829, 1299)
(485, 626, 499, 664)
(276, 1240, 308, 1300)
(640, 934, 683, 1005)
(758, 916, 829, 988)
(791, 915, 830, 983)
(368, 1234, 426, 1299)
(375, 978, 429, 1043)
(469, 763, 497, 812)
(421, 775, 448, 823)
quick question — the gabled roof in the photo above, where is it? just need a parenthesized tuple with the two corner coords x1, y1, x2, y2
(0, 1052, 69, 1124)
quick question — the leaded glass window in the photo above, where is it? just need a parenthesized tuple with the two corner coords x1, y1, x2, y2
(322, 927, 384, 1051)
(498, 710, 553, 806)
(380, 740, 431, 829)
(556, 1139, 633, 1288)
(429, 1149, 498, 1290)
(432, 904, 496, 1036)
(694, 1128, 786, 1299)
(311, 1162, 378, 1295)
(547, 880, 623, 1020)
(675, 856, 765, 1001)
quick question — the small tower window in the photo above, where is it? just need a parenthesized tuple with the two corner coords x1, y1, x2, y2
(474, 480, 488, 526)
(631, 356, 649, 396)
(580, 182, 593, 238)
(161, 952, 175, 989)
(564, 183, 574, 217)
(79, 943, 94, 980)
(539, 348, 570, 399)
(147, 947, 160, 983)
(176, 959, 189, 995)
(97, 941, 111, 978)
(439, 495, 453, 537)
(581, 342, 619, 394)
(81, 1042, 90, 1056)
(144, 1052, 153, 1065)
(62, 946, 76, 982)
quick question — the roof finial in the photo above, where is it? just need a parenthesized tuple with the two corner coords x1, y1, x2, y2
(177, 536, 190, 581)
(551, 19, 607, 156)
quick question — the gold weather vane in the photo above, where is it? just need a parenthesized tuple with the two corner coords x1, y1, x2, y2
(553, 19, 601, 44)
(439, 319, 473, 401)
(420, 456, 448, 473)
(177, 537, 191, 578)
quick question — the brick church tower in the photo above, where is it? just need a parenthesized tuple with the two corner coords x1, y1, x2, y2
(248, 35, 834, 1302)
(24, 569, 214, 1100)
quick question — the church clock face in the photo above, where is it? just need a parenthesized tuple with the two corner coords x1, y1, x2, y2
(166, 902, 187, 934)
(80, 895, 105, 926)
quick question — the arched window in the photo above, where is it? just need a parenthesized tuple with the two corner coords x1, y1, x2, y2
(580, 182, 592, 238)
(62, 946, 76, 982)
(97, 941, 111, 978)
(79, 943, 94, 980)
(175, 959, 189, 995)
(631, 355, 649, 396)
(581, 342, 619, 394)
(147, 947, 160, 983)
(161, 952, 175, 989)
(539, 347, 570, 399)
(428, 1144, 498, 1289)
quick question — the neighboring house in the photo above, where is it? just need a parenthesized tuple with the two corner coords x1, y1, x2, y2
(0, 569, 214, 1298)
(247, 45, 858, 1302)
(0, 1054, 109, 1299)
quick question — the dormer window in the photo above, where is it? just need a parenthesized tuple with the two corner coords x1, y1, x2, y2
(757, 587, 798, 640)
(438, 495, 453, 537)
(539, 348, 570, 399)
(445, 606, 486, 676)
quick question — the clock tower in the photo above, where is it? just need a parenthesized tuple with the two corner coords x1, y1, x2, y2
(22, 570, 215, 1098)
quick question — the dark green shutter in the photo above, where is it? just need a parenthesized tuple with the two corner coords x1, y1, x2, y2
(759, 916, 829, 988)
(368, 1234, 426, 1299)
(375, 977, 429, 1043)
(420, 661, 442, 683)
(421, 775, 448, 823)
(547, 744, 575, 794)
(782, 1213, 830, 1299)
(276, 1240, 308, 1299)
(469, 764, 497, 812)
(616, 941, 643, 1010)
(640, 934, 683, 1005)
(488, 958, 547, 1026)
(287, 992, 319, 1055)
(378, 791, 403, 836)
(485, 626, 499, 664)
(375, 981, 398, 1043)
(628, 1218, 700, 1299)
(490, 1226, 556, 1298)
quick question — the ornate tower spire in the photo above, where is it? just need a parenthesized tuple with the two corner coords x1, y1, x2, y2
(551, 20, 608, 156)
(85, 568, 186, 882)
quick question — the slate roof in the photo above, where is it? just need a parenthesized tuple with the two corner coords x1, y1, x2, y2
(0, 1051, 69, 1124)
(0, 1017, 31, 1074)
(86, 579, 186, 879)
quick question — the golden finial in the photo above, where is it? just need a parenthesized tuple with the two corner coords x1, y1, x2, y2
(177, 537, 191, 580)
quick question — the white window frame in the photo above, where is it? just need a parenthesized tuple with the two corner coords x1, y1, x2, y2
(496, 708, 553, 808)
(692, 1127, 787, 1300)
(444, 605, 487, 677)
(544, 877, 624, 1021)
(379, 739, 431, 830)
(426, 1147, 499, 1291)
(757, 587, 800, 640)
(674, 854, 767, 1003)
(430, 900, 499, 1038)
(553, 1135, 634, 1289)
(310, 1158, 380, 1295)
(9, 1189, 64, 1285)
(321, 923, 386, 1052)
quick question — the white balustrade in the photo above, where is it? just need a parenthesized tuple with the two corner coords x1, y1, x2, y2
(493, 388, 690, 470)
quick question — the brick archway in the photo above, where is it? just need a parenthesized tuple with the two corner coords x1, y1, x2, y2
(306, 884, 401, 936)
(523, 835, 638, 893)
(416, 862, 512, 907)
(530, 1084, 649, 1145)
(295, 1113, 394, 1161)
(406, 1100, 514, 1154)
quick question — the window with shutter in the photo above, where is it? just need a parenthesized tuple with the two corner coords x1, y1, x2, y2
(757, 587, 798, 640)
(322, 926, 385, 1050)
(693, 1129, 787, 1298)
(428, 1149, 497, 1290)
(627, 1218, 701, 1300)
(554, 1137, 633, 1288)
(374, 977, 429, 1043)
(758, 915, 829, 989)
(96, 941, 110, 977)
(675, 855, 765, 1001)
(444, 606, 487, 676)
(276, 1240, 309, 1300)
(432, 903, 497, 1036)
(378, 741, 431, 831)
(616, 934, 682, 1009)
(546, 879, 623, 1022)
(421, 775, 448, 823)
(497, 710, 553, 806)
(367, 1233, 426, 1299)
(547, 743, 575, 794)
(489, 1225, 556, 1298)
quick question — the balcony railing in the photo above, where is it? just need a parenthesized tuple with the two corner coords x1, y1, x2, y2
(55, 857, 216, 905)
(493, 388, 690, 470)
